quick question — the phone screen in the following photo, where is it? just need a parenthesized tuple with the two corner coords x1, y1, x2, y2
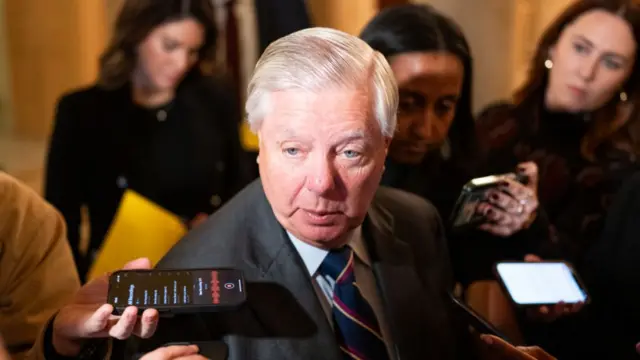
(495, 262, 587, 305)
(107, 269, 245, 311)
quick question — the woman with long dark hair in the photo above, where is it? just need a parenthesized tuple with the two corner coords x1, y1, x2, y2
(45, 0, 250, 281)
(361, 4, 545, 288)
(477, 0, 640, 357)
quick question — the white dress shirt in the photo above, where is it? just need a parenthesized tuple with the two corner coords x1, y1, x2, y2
(287, 228, 396, 359)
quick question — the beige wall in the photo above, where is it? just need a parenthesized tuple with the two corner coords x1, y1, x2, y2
(307, 0, 377, 35)
(414, 0, 518, 113)
(4, 0, 107, 141)
(0, 0, 11, 135)
(412, 0, 577, 113)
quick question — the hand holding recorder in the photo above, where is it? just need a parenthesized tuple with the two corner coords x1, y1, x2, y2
(52, 258, 160, 357)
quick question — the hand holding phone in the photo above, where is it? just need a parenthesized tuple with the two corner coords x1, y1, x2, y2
(139, 344, 206, 360)
(52, 258, 159, 357)
(450, 162, 539, 237)
(450, 171, 528, 230)
(107, 268, 247, 315)
(480, 335, 556, 360)
(494, 261, 589, 307)
(449, 293, 511, 343)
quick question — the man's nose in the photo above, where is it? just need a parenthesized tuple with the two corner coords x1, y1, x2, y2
(306, 157, 336, 195)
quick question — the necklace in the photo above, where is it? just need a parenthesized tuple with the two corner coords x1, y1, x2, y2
(156, 109, 167, 122)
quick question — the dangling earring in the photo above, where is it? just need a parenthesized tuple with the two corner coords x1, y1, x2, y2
(440, 138, 451, 160)
(620, 91, 628, 102)
(544, 59, 553, 69)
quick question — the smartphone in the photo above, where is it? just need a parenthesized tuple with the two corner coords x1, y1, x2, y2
(494, 262, 589, 307)
(449, 172, 529, 230)
(107, 268, 246, 315)
(449, 293, 511, 343)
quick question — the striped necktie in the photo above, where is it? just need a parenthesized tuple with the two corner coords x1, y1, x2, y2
(319, 247, 389, 360)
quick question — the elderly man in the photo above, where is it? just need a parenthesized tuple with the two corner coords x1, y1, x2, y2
(39, 28, 556, 360)
(143, 26, 468, 359)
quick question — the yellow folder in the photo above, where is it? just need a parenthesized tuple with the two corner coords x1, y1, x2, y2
(87, 190, 187, 281)
(240, 122, 258, 151)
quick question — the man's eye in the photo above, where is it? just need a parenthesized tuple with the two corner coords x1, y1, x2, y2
(285, 148, 299, 156)
(343, 150, 360, 158)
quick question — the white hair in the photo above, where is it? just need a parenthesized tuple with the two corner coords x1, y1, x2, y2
(245, 27, 398, 137)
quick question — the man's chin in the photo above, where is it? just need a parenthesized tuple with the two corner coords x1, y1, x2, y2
(293, 224, 351, 249)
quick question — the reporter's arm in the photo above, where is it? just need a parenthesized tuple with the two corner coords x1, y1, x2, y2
(25, 317, 111, 360)
(0, 174, 81, 359)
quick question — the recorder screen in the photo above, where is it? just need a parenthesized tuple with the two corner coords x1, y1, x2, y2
(108, 269, 245, 308)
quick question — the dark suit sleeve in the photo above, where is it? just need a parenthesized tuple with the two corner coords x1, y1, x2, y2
(44, 94, 86, 272)
(391, 190, 477, 360)
(430, 210, 479, 360)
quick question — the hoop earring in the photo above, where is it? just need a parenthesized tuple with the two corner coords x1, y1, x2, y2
(620, 91, 628, 102)
(544, 59, 553, 69)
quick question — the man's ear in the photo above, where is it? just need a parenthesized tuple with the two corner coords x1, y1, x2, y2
(256, 132, 263, 164)
(383, 136, 392, 153)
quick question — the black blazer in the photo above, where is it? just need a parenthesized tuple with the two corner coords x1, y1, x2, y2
(44, 75, 251, 280)
(116, 180, 476, 360)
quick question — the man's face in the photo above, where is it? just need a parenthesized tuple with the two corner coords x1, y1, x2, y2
(258, 89, 390, 249)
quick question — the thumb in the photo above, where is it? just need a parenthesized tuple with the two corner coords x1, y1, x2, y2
(123, 258, 152, 270)
(84, 304, 114, 334)
(524, 254, 542, 262)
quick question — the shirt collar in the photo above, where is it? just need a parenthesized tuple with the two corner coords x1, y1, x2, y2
(287, 226, 368, 276)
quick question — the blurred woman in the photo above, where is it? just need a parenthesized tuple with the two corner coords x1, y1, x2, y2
(360, 4, 546, 287)
(476, 0, 640, 358)
(45, 0, 250, 281)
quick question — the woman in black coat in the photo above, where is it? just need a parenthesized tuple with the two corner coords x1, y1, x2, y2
(45, 0, 251, 281)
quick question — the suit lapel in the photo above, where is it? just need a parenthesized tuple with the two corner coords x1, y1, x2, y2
(245, 185, 341, 360)
(364, 201, 435, 360)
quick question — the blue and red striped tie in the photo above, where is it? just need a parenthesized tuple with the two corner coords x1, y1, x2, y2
(319, 247, 389, 360)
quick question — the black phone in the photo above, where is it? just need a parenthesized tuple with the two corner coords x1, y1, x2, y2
(107, 268, 246, 315)
(449, 292, 511, 343)
(449, 172, 529, 230)
(494, 261, 589, 307)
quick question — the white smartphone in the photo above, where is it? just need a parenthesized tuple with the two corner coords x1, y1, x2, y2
(494, 262, 589, 306)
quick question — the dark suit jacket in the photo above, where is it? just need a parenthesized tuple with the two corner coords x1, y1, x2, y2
(119, 180, 475, 360)
(44, 74, 251, 280)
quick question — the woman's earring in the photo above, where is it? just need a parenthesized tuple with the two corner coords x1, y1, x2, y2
(620, 91, 628, 102)
(544, 59, 553, 69)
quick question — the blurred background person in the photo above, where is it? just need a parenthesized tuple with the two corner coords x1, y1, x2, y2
(360, 4, 546, 290)
(44, 0, 250, 281)
(0, 172, 80, 360)
(476, 0, 640, 358)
